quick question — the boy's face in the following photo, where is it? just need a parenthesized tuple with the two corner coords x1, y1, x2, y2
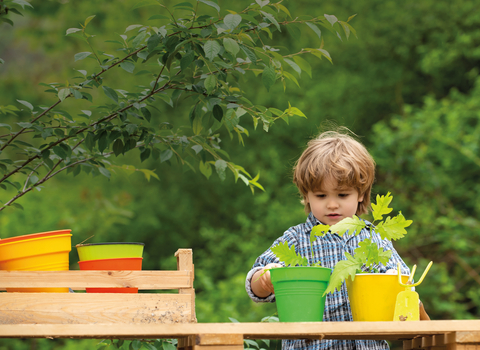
(306, 178, 364, 226)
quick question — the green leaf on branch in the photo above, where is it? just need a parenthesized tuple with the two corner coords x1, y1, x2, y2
(286, 24, 300, 42)
(180, 51, 195, 71)
(132, 32, 148, 48)
(270, 241, 308, 267)
(284, 58, 301, 76)
(113, 139, 124, 156)
(199, 160, 212, 179)
(371, 192, 393, 221)
(282, 71, 300, 88)
(11, 203, 24, 210)
(85, 132, 95, 151)
(98, 166, 111, 179)
(330, 215, 366, 237)
(324, 14, 338, 26)
(240, 45, 256, 64)
(132, 0, 161, 10)
(262, 65, 276, 91)
(74, 52, 92, 61)
(293, 56, 312, 78)
(198, 0, 220, 12)
(98, 131, 108, 153)
(58, 89, 70, 102)
(204, 75, 217, 94)
(102, 86, 118, 103)
(305, 22, 321, 40)
(224, 14, 242, 30)
(223, 38, 240, 57)
(120, 61, 135, 73)
(17, 99, 34, 111)
(375, 212, 412, 241)
(52, 145, 68, 160)
(12, 0, 34, 9)
(215, 159, 227, 181)
(160, 149, 173, 163)
(323, 252, 362, 295)
(256, 0, 269, 8)
(140, 148, 151, 162)
(213, 104, 223, 122)
(204, 40, 221, 61)
(260, 11, 281, 32)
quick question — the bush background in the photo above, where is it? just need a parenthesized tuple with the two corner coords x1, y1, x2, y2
(1, 0, 479, 348)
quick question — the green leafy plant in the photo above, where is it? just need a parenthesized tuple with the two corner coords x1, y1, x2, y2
(270, 192, 412, 295)
(0, 0, 357, 211)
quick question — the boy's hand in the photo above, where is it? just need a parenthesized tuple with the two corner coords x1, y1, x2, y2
(251, 263, 283, 298)
(419, 300, 430, 320)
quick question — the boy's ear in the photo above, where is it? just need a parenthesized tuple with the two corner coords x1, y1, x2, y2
(358, 193, 364, 203)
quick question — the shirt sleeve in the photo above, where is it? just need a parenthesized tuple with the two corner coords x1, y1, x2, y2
(245, 230, 297, 303)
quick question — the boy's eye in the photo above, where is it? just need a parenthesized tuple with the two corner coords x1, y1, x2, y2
(339, 193, 349, 197)
(316, 194, 326, 198)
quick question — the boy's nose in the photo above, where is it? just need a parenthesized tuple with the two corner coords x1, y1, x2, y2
(327, 200, 339, 209)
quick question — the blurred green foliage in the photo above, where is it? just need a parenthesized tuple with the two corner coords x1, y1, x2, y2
(1, 0, 480, 349)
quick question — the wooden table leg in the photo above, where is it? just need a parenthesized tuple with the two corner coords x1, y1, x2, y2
(178, 334, 244, 350)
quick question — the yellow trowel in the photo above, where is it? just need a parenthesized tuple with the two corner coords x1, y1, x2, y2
(393, 261, 433, 321)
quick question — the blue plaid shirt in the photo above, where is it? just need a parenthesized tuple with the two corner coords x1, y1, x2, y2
(246, 213, 410, 350)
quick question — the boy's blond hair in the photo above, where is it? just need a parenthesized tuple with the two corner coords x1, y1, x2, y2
(293, 130, 375, 215)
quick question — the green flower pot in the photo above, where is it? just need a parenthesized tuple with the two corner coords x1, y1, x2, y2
(270, 266, 331, 322)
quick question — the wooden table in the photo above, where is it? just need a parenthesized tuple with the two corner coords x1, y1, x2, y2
(0, 321, 479, 350)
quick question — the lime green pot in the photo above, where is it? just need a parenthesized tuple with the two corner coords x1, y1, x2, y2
(76, 242, 144, 261)
(270, 266, 331, 322)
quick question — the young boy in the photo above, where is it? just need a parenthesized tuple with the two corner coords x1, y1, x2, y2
(246, 130, 420, 350)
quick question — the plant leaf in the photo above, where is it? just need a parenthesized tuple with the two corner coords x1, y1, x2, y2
(204, 40, 221, 61)
(270, 241, 308, 267)
(215, 159, 227, 181)
(224, 14, 242, 30)
(213, 104, 223, 122)
(371, 192, 393, 221)
(330, 215, 366, 237)
(204, 75, 217, 94)
(16, 99, 34, 110)
(323, 253, 361, 295)
(199, 160, 212, 179)
(74, 52, 92, 61)
(223, 38, 240, 56)
(120, 61, 135, 73)
(353, 238, 392, 269)
(198, 0, 220, 12)
(260, 11, 280, 32)
(310, 224, 330, 242)
(324, 14, 338, 26)
(102, 86, 118, 103)
(375, 212, 412, 241)
(305, 22, 321, 40)
(261, 65, 276, 91)
(293, 55, 312, 78)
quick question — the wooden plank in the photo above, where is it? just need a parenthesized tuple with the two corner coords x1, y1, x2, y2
(193, 346, 242, 350)
(196, 334, 244, 346)
(0, 270, 191, 290)
(0, 320, 480, 339)
(0, 293, 192, 325)
(175, 249, 196, 322)
(456, 333, 480, 344)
